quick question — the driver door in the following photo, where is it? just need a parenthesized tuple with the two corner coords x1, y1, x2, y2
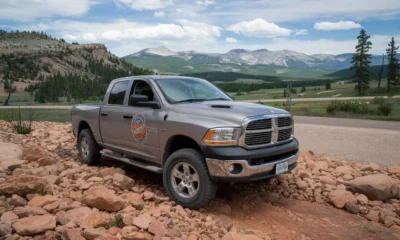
(120, 79, 165, 164)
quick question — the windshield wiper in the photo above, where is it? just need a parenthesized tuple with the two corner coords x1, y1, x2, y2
(205, 98, 231, 101)
(173, 98, 206, 104)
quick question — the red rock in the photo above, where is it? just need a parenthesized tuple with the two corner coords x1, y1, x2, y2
(133, 214, 152, 229)
(63, 228, 85, 240)
(37, 157, 57, 166)
(143, 191, 155, 201)
(108, 227, 120, 235)
(0, 223, 12, 237)
(28, 195, 59, 207)
(24, 145, 46, 162)
(328, 189, 357, 208)
(13, 206, 48, 218)
(83, 227, 116, 240)
(120, 192, 143, 201)
(0, 175, 47, 197)
(388, 166, 400, 174)
(8, 194, 28, 207)
(56, 207, 91, 225)
(121, 226, 152, 240)
(148, 220, 168, 235)
(12, 214, 56, 236)
(0, 211, 18, 224)
(349, 174, 399, 201)
(82, 186, 127, 212)
(98, 168, 125, 177)
(81, 211, 109, 229)
(112, 173, 134, 190)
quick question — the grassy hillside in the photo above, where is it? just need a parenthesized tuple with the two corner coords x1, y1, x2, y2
(326, 65, 387, 79)
(0, 30, 151, 104)
(123, 55, 333, 79)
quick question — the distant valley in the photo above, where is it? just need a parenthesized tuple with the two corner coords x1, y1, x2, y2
(123, 46, 383, 78)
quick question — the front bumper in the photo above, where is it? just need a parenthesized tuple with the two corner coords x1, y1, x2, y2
(203, 139, 299, 182)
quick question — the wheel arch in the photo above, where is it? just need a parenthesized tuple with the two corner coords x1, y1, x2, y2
(163, 134, 203, 166)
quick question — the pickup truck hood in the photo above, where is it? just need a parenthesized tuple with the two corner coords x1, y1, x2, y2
(172, 101, 289, 125)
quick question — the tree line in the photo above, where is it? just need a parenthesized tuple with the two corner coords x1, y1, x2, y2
(351, 29, 399, 95)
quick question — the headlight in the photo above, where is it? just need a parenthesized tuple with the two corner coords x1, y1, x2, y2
(203, 128, 240, 146)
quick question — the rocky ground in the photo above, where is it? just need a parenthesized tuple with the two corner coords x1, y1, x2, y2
(0, 120, 399, 240)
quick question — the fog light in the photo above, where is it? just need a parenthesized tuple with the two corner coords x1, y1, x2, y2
(228, 163, 243, 174)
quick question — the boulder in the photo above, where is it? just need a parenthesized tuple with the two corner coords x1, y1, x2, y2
(112, 173, 134, 190)
(28, 195, 59, 207)
(0, 175, 47, 197)
(348, 174, 399, 201)
(13, 206, 48, 218)
(133, 214, 152, 230)
(328, 189, 357, 208)
(12, 214, 56, 236)
(24, 145, 46, 162)
(143, 191, 155, 201)
(0, 143, 23, 161)
(56, 207, 91, 225)
(365, 210, 381, 223)
(296, 180, 309, 189)
(388, 166, 400, 174)
(82, 186, 127, 212)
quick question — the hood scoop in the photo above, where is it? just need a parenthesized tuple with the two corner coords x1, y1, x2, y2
(210, 104, 231, 109)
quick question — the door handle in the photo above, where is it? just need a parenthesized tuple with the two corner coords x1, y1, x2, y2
(123, 115, 133, 119)
(100, 112, 108, 116)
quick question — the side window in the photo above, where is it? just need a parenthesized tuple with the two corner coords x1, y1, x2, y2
(108, 81, 129, 105)
(130, 81, 156, 103)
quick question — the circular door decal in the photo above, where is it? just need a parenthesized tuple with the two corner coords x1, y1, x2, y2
(131, 114, 147, 143)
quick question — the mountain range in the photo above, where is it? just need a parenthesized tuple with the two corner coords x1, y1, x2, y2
(123, 46, 383, 78)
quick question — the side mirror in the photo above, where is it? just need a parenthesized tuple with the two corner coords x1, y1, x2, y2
(130, 95, 161, 109)
(228, 94, 235, 101)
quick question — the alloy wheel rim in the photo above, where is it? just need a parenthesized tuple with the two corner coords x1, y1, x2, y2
(170, 162, 200, 198)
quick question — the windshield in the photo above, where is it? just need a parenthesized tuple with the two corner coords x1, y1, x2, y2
(154, 78, 231, 104)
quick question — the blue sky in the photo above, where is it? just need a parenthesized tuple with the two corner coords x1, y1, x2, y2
(0, 0, 399, 56)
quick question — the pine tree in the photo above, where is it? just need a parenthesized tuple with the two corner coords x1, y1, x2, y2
(386, 37, 399, 91)
(350, 29, 372, 95)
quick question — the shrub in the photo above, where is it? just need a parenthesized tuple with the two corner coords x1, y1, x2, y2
(377, 102, 392, 116)
(107, 214, 123, 228)
(7, 107, 34, 134)
(326, 101, 372, 115)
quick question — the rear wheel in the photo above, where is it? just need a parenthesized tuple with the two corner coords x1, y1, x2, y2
(163, 148, 217, 209)
(78, 129, 101, 165)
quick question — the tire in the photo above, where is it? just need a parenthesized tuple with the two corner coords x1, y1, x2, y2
(163, 148, 217, 209)
(78, 129, 101, 165)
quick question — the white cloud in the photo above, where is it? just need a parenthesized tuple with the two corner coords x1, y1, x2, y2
(226, 18, 291, 38)
(210, 0, 400, 23)
(29, 19, 220, 44)
(154, 11, 165, 17)
(195, 0, 216, 6)
(114, 0, 173, 11)
(314, 21, 362, 31)
(0, 0, 95, 21)
(225, 37, 237, 43)
(294, 29, 308, 35)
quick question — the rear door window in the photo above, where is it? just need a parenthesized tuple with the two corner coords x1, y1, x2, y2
(108, 81, 129, 105)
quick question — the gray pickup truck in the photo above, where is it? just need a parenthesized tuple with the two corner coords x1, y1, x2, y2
(71, 76, 299, 208)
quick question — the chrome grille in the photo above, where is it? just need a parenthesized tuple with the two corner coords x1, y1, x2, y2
(277, 117, 292, 127)
(245, 132, 272, 146)
(243, 115, 293, 147)
(278, 128, 292, 141)
(246, 119, 272, 130)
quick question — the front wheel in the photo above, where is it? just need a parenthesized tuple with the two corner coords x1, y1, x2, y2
(163, 148, 217, 209)
(78, 129, 101, 165)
